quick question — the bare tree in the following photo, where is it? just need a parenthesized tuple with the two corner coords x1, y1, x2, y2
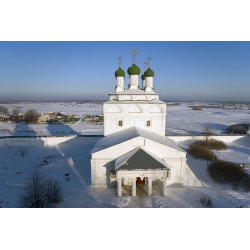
(24, 108, 40, 123)
(0, 106, 8, 115)
(19, 168, 63, 208)
(11, 108, 21, 122)
(203, 125, 213, 147)
(19, 168, 46, 208)
(19, 146, 29, 157)
(45, 177, 63, 205)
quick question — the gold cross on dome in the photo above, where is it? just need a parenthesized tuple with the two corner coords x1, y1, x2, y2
(130, 48, 138, 63)
(117, 56, 123, 67)
(144, 61, 148, 70)
(147, 56, 152, 68)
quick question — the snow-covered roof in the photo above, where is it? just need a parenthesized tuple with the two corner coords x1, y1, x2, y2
(91, 126, 184, 154)
(43, 115, 51, 118)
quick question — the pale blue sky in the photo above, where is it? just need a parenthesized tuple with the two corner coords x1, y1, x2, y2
(0, 41, 249, 101)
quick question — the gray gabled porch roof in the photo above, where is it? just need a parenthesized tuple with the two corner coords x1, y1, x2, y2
(115, 147, 169, 171)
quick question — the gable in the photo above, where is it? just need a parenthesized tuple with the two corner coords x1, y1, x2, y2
(115, 148, 169, 171)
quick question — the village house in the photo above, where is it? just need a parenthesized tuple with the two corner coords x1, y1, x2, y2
(84, 114, 99, 122)
(57, 112, 68, 121)
(38, 114, 51, 123)
(0, 115, 9, 122)
(43, 112, 54, 116)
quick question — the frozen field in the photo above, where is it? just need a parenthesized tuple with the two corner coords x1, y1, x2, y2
(1, 101, 250, 136)
(1, 136, 250, 208)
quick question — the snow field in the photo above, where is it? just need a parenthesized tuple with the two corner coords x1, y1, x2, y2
(1, 136, 250, 208)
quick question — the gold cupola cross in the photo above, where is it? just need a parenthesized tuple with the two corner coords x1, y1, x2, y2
(130, 48, 138, 64)
(144, 61, 148, 70)
(147, 56, 152, 68)
(117, 56, 123, 67)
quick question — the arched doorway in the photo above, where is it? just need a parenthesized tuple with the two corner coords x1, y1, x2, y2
(136, 177, 145, 184)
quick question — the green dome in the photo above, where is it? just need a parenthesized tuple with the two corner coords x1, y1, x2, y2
(144, 67, 154, 77)
(127, 63, 141, 75)
(115, 67, 125, 77)
(141, 74, 145, 80)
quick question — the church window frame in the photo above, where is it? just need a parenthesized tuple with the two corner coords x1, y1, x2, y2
(146, 120, 151, 127)
(118, 120, 123, 127)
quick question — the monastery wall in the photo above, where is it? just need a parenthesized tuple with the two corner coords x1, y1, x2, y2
(0, 134, 247, 146)
(168, 135, 247, 143)
(0, 135, 99, 146)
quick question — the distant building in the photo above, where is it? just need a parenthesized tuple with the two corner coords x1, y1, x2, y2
(38, 114, 51, 123)
(0, 115, 9, 122)
(85, 115, 99, 122)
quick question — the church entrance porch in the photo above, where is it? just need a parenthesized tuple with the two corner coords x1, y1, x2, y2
(116, 170, 168, 197)
(121, 182, 156, 197)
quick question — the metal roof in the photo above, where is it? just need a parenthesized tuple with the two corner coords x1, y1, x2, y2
(115, 147, 169, 171)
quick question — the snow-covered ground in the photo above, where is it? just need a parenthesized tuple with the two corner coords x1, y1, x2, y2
(1, 101, 250, 208)
(1, 136, 250, 208)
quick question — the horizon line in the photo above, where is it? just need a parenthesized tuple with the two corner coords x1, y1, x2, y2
(0, 100, 250, 103)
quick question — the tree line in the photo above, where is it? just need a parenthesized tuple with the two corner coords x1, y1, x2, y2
(0, 105, 40, 123)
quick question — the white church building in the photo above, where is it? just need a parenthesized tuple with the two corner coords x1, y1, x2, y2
(91, 49, 203, 197)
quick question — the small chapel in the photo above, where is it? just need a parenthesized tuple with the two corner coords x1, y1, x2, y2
(91, 48, 203, 197)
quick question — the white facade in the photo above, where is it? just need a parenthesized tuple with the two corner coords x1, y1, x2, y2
(104, 101, 166, 137)
(91, 129, 203, 189)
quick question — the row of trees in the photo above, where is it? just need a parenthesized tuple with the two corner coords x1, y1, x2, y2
(0, 105, 40, 123)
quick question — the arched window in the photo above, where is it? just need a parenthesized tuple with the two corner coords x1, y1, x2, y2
(118, 120, 123, 126)
(146, 120, 150, 126)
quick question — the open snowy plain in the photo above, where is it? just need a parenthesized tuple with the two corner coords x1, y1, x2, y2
(1, 101, 250, 208)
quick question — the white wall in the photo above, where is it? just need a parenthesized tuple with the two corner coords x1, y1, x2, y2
(129, 75, 139, 89)
(167, 135, 247, 143)
(0, 136, 97, 146)
(91, 159, 114, 186)
(145, 76, 153, 92)
(116, 76, 124, 93)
